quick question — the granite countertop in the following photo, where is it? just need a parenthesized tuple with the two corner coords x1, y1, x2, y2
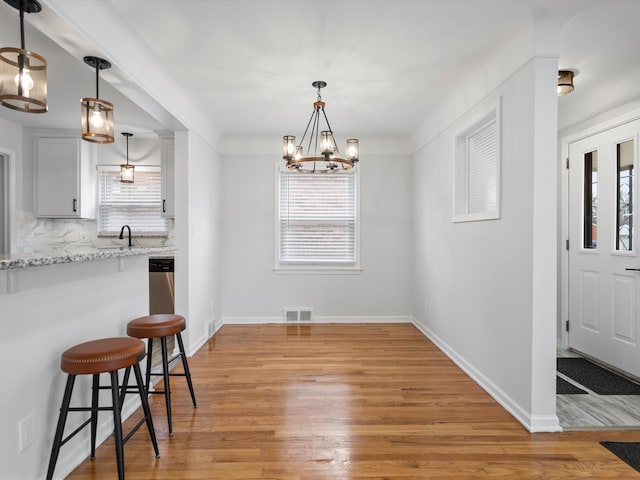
(0, 246, 176, 270)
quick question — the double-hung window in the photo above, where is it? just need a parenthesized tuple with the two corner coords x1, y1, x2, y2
(453, 100, 501, 222)
(276, 168, 359, 272)
(97, 165, 169, 236)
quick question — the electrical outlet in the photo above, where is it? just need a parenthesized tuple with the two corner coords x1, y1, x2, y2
(19, 413, 35, 451)
(424, 300, 429, 313)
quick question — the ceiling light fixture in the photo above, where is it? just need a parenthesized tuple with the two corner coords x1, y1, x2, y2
(0, 0, 47, 113)
(81, 56, 114, 143)
(557, 70, 574, 96)
(283, 81, 359, 173)
(120, 132, 134, 183)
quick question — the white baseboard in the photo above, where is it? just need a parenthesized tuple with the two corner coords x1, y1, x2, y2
(412, 316, 561, 433)
(222, 315, 413, 325)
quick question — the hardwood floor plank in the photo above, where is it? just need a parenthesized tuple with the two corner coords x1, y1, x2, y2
(66, 324, 640, 479)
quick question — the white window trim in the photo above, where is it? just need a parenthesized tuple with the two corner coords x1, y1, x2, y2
(273, 164, 361, 274)
(452, 97, 501, 223)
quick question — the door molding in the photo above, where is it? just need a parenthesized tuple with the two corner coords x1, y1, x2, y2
(560, 106, 640, 350)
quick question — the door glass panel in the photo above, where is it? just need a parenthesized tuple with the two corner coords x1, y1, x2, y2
(584, 151, 598, 249)
(617, 140, 634, 251)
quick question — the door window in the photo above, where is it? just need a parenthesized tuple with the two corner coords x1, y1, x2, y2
(583, 150, 598, 249)
(616, 140, 634, 251)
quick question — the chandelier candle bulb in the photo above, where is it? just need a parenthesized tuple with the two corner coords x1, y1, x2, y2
(320, 131, 334, 156)
(346, 139, 359, 162)
(283, 135, 296, 160)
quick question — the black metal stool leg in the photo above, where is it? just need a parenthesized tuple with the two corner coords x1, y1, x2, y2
(160, 336, 173, 435)
(133, 362, 159, 457)
(145, 338, 154, 392)
(90, 374, 99, 459)
(119, 366, 132, 410)
(46, 375, 76, 480)
(176, 332, 197, 407)
(110, 371, 125, 480)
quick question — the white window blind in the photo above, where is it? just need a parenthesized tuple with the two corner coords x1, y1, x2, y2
(453, 102, 500, 222)
(279, 170, 357, 265)
(98, 166, 169, 235)
(466, 113, 497, 214)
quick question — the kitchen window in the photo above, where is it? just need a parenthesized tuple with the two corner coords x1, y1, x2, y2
(275, 167, 360, 273)
(98, 166, 169, 236)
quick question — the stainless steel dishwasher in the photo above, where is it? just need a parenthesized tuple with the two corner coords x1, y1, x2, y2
(149, 257, 175, 368)
(149, 257, 174, 314)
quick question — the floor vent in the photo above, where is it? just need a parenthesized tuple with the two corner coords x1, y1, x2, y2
(283, 307, 313, 323)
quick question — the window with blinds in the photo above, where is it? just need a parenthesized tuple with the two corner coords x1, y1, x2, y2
(453, 102, 501, 222)
(277, 169, 358, 268)
(98, 166, 169, 235)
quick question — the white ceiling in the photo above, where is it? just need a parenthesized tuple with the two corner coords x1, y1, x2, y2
(0, 0, 638, 142)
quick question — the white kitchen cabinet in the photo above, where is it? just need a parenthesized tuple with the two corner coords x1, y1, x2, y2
(161, 138, 175, 218)
(35, 137, 96, 218)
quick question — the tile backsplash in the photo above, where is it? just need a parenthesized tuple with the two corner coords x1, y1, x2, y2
(14, 211, 175, 254)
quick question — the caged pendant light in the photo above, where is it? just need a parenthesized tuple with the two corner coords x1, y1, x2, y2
(0, 0, 47, 113)
(120, 132, 134, 183)
(81, 56, 114, 144)
(557, 70, 574, 96)
(282, 81, 359, 173)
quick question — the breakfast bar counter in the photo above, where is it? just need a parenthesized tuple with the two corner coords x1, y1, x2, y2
(0, 246, 175, 270)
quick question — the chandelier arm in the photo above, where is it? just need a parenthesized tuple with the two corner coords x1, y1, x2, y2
(299, 108, 317, 152)
(313, 108, 321, 159)
(309, 110, 319, 173)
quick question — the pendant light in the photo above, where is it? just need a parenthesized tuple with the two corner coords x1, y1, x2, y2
(81, 56, 114, 143)
(282, 81, 359, 173)
(120, 132, 134, 183)
(557, 70, 575, 96)
(0, 0, 47, 113)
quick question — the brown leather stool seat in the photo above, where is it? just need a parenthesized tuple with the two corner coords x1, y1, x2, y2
(127, 313, 186, 339)
(127, 314, 196, 436)
(61, 337, 145, 375)
(47, 337, 159, 480)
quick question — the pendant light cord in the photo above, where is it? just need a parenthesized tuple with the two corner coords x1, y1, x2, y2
(19, 0, 26, 50)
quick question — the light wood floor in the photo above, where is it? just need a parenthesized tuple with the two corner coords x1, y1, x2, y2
(67, 323, 640, 479)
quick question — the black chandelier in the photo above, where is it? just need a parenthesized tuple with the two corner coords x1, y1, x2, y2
(282, 81, 359, 173)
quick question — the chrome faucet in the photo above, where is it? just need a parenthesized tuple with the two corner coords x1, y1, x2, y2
(119, 225, 132, 247)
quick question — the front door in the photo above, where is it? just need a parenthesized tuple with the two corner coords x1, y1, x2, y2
(568, 120, 640, 376)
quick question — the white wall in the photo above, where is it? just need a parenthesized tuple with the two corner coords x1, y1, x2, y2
(411, 57, 559, 432)
(221, 153, 412, 322)
(174, 131, 222, 351)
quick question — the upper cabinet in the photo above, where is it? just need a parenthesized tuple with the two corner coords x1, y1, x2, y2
(35, 137, 96, 218)
(161, 138, 175, 218)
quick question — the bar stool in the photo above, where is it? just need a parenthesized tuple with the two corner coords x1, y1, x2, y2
(46, 337, 159, 480)
(127, 314, 197, 436)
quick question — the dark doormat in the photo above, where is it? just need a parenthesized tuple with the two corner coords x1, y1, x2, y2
(601, 441, 640, 472)
(557, 358, 640, 395)
(556, 376, 587, 394)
